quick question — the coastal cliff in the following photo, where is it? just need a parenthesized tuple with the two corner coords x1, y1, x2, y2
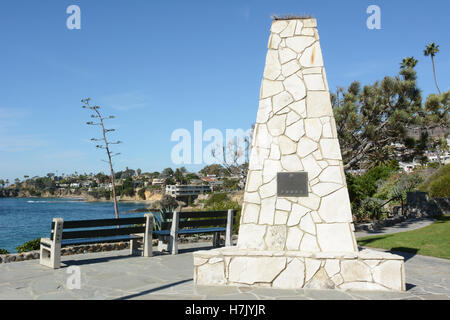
(0, 187, 163, 204)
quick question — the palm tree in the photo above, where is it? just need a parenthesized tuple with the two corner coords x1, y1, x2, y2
(400, 56, 418, 69)
(424, 42, 441, 94)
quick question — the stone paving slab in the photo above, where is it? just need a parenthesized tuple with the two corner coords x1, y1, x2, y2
(0, 242, 448, 300)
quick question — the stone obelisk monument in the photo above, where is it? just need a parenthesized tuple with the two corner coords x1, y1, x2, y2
(194, 17, 405, 291)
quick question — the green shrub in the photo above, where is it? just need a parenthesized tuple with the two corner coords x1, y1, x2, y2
(206, 193, 229, 207)
(419, 164, 450, 195)
(374, 177, 398, 200)
(428, 162, 441, 169)
(428, 174, 450, 198)
(159, 194, 178, 210)
(88, 188, 111, 200)
(0, 248, 9, 254)
(375, 171, 424, 201)
(207, 200, 241, 234)
(346, 164, 399, 217)
(138, 188, 146, 200)
(29, 189, 41, 197)
(346, 172, 364, 206)
(221, 178, 240, 191)
(356, 165, 399, 198)
(121, 187, 135, 197)
(119, 177, 135, 197)
(16, 238, 41, 253)
(353, 198, 385, 222)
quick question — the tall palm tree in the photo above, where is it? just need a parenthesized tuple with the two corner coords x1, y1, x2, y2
(400, 56, 418, 69)
(424, 42, 441, 94)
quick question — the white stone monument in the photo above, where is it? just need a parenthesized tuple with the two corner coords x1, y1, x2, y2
(193, 17, 405, 291)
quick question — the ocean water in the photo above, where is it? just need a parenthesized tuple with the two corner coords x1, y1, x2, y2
(0, 198, 152, 253)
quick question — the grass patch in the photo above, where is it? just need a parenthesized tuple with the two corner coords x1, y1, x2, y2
(357, 214, 450, 260)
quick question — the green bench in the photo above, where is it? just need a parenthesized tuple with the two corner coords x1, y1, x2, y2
(40, 214, 154, 269)
(153, 209, 236, 254)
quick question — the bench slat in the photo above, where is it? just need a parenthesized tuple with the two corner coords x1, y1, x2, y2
(153, 230, 170, 236)
(162, 210, 230, 220)
(153, 227, 225, 236)
(179, 211, 228, 219)
(160, 218, 227, 230)
(179, 219, 227, 228)
(52, 217, 146, 229)
(160, 222, 172, 230)
(59, 226, 145, 240)
(61, 235, 143, 247)
(179, 227, 225, 234)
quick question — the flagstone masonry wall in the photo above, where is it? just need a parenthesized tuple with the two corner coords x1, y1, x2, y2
(238, 18, 357, 253)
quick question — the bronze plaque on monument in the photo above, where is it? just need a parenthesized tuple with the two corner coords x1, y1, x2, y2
(277, 172, 308, 197)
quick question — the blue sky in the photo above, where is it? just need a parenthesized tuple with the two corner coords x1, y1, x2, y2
(0, 0, 448, 181)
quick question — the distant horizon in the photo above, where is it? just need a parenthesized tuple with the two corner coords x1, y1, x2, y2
(1, 0, 448, 181)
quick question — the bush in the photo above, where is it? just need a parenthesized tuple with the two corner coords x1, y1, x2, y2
(119, 177, 135, 197)
(203, 193, 241, 234)
(16, 238, 40, 253)
(205, 193, 229, 207)
(428, 174, 450, 198)
(0, 248, 9, 254)
(221, 178, 240, 191)
(138, 188, 146, 200)
(346, 172, 364, 206)
(375, 171, 424, 201)
(356, 165, 399, 198)
(159, 194, 178, 210)
(29, 189, 41, 197)
(419, 164, 450, 197)
(88, 188, 111, 200)
(353, 197, 385, 222)
(428, 162, 441, 169)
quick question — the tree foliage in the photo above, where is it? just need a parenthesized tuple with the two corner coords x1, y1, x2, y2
(160, 167, 174, 178)
(333, 59, 448, 169)
(199, 164, 225, 177)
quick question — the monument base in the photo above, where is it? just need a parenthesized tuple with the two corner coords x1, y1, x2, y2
(193, 247, 405, 291)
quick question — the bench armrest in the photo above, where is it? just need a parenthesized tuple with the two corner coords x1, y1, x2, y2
(40, 237, 52, 245)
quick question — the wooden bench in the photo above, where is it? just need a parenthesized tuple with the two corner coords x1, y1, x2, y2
(40, 213, 154, 269)
(153, 209, 236, 254)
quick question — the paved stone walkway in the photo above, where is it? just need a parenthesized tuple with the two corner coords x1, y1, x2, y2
(0, 241, 448, 300)
(355, 218, 436, 238)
